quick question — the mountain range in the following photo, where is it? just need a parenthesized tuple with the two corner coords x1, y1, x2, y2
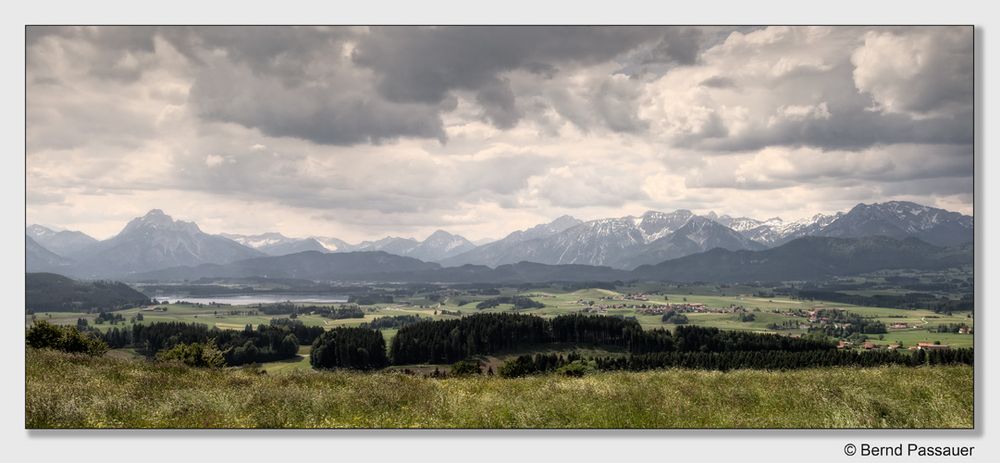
(26, 201, 973, 279)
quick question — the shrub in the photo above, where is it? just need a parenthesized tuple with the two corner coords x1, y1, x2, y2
(556, 360, 595, 377)
(156, 342, 226, 368)
(450, 359, 483, 376)
(26, 320, 108, 356)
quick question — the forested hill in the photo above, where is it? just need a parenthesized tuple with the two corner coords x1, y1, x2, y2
(132, 251, 440, 281)
(125, 236, 971, 284)
(26, 273, 150, 313)
(632, 236, 972, 282)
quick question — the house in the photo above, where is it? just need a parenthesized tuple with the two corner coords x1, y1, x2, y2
(916, 342, 950, 351)
(958, 326, 971, 334)
(837, 340, 853, 349)
(889, 323, 909, 329)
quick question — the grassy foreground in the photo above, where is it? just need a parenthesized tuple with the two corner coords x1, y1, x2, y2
(26, 348, 972, 429)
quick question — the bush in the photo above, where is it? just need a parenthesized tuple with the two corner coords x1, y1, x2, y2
(556, 360, 595, 377)
(156, 342, 226, 368)
(450, 359, 482, 376)
(26, 320, 107, 356)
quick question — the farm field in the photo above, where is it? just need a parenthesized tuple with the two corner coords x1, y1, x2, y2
(25, 348, 973, 428)
(27, 284, 975, 350)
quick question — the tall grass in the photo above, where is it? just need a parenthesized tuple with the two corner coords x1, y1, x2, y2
(25, 348, 972, 429)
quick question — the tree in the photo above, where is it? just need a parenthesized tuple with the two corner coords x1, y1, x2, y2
(279, 334, 300, 358)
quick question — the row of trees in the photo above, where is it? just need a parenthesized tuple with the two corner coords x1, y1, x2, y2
(599, 347, 975, 371)
(256, 303, 365, 320)
(99, 320, 309, 365)
(797, 290, 973, 314)
(808, 309, 887, 337)
(360, 315, 423, 330)
(387, 314, 835, 365)
(475, 296, 546, 310)
(494, 348, 975, 377)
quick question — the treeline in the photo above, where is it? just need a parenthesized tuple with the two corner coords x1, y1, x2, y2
(797, 290, 973, 314)
(388, 313, 835, 365)
(496, 348, 975, 377)
(349, 294, 394, 305)
(935, 323, 973, 333)
(257, 303, 364, 319)
(390, 313, 549, 364)
(360, 315, 423, 330)
(808, 309, 887, 337)
(476, 296, 545, 310)
(100, 319, 321, 365)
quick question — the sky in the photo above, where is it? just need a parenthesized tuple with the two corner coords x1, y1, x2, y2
(25, 26, 974, 242)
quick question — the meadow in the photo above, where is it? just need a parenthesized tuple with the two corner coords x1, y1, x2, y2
(27, 283, 975, 364)
(26, 348, 973, 429)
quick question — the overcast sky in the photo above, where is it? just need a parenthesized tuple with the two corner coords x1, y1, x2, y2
(26, 26, 973, 242)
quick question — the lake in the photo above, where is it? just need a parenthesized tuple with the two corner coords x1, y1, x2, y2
(152, 294, 349, 305)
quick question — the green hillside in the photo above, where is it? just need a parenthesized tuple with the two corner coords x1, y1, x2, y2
(26, 273, 150, 313)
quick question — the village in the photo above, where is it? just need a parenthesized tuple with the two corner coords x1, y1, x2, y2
(573, 293, 965, 352)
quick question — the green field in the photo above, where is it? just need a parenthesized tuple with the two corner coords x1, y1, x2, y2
(25, 348, 972, 428)
(26, 285, 975, 361)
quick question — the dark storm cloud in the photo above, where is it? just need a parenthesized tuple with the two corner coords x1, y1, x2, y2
(187, 56, 448, 145)
(351, 26, 695, 129)
(28, 26, 159, 82)
(352, 26, 665, 102)
(640, 27, 704, 65)
(26, 26, 975, 240)
(699, 76, 736, 88)
(25, 26, 718, 145)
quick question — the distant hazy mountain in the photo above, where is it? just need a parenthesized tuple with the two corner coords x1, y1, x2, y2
(131, 250, 440, 281)
(224, 229, 476, 261)
(403, 230, 476, 261)
(346, 236, 420, 255)
(336, 231, 476, 262)
(26, 236, 75, 273)
(633, 236, 972, 282)
(815, 201, 973, 246)
(439, 215, 584, 267)
(28, 200, 972, 279)
(311, 236, 351, 251)
(72, 209, 263, 277)
(443, 211, 761, 270)
(25, 224, 97, 257)
(221, 232, 330, 256)
(220, 232, 295, 249)
(708, 212, 844, 246)
(617, 215, 766, 268)
(708, 201, 972, 248)
(472, 237, 497, 246)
